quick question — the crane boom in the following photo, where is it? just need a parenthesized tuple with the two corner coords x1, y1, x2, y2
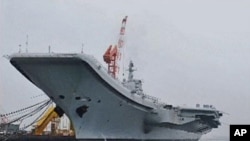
(34, 106, 64, 135)
(34, 107, 59, 135)
(103, 16, 128, 78)
(118, 16, 128, 49)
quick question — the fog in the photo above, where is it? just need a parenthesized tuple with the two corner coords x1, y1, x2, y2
(1, 0, 250, 139)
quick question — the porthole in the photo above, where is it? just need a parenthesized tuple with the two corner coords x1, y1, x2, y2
(75, 96, 81, 100)
(59, 95, 65, 99)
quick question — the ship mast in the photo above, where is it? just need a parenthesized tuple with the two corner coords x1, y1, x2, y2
(103, 16, 128, 78)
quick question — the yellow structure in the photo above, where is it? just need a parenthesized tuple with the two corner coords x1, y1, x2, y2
(33, 106, 74, 136)
(34, 106, 59, 135)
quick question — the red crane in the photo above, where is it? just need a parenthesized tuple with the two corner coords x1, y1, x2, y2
(103, 16, 128, 78)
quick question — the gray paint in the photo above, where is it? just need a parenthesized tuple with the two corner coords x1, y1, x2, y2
(9, 53, 222, 140)
(1, 1, 250, 140)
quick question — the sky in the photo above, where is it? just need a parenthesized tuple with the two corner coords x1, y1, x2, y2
(1, 0, 250, 140)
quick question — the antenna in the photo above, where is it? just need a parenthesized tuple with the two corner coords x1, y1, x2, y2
(25, 35, 29, 53)
(81, 43, 84, 53)
(19, 44, 22, 53)
(48, 45, 51, 53)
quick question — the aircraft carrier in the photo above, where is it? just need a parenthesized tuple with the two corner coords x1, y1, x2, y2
(6, 16, 222, 141)
(8, 52, 223, 141)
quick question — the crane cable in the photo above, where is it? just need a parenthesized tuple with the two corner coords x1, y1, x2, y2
(20, 101, 52, 130)
(0, 99, 50, 118)
(7, 100, 52, 125)
(0, 99, 52, 125)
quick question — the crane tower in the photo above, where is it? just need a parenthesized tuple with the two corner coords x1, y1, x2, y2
(103, 16, 128, 78)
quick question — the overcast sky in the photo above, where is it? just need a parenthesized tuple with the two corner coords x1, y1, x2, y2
(1, 0, 250, 140)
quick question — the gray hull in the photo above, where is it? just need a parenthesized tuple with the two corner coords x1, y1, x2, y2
(9, 53, 222, 140)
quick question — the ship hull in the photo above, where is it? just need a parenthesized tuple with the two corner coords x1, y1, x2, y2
(10, 54, 203, 140)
